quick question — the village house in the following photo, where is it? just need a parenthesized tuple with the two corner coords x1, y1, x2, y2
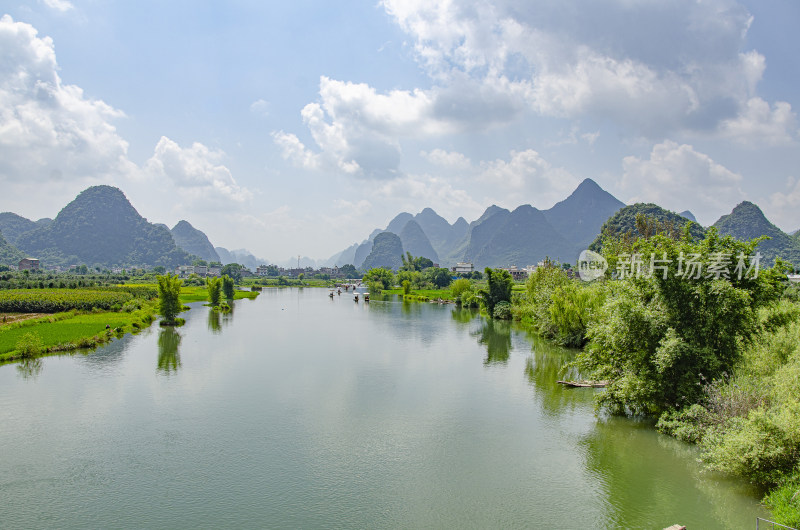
(452, 262, 474, 274)
(18, 258, 39, 271)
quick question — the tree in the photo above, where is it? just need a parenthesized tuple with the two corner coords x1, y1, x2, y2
(481, 267, 513, 316)
(424, 267, 452, 288)
(220, 263, 242, 283)
(192, 258, 208, 267)
(222, 275, 235, 299)
(363, 268, 394, 291)
(339, 264, 359, 278)
(578, 228, 785, 416)
(298, 273, 305, 281)
(207, 276, 222, 306)
(153, 266, 166, 274)
(157, 273, 183, 324)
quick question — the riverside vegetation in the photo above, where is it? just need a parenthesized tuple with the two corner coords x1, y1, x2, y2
(0, 271, 258, 362)
(512, 222, 800, 527)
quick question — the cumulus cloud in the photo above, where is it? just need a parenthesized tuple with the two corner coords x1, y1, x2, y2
(145, 136, 252, 210)
(718, 97, 797, 146)
(421, 148, 472, 170)
(0, 15, 133, 183)
(381, 0, 789, 137)
(479, 149, 580, 208)
(621, 140, 745, 223)
(376, 173, 483, 221)
(764, 177, 800, 232)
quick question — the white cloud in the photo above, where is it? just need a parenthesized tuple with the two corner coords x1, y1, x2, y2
(421, 148, 471, 170)
(621, 140, 745, 223)
(376, 173, 482, 221)
(41, 0, 74, 12)
(249, 98, 270, 116)
(764, 176, 800, 232)
(0, 15, 133, 184)
(718, 97, 797, 146)
(479, 149, 579, 208)
(145, 136, 252, 210)
(381, 0, 779, 137)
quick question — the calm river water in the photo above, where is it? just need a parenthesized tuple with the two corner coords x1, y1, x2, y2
(0, 288, 768, 528)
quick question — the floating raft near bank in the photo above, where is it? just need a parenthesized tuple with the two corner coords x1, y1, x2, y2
(557, 380, 609, 388)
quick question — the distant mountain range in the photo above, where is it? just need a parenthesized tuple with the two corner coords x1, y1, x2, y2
(0, 186, 265, 269)
(1, 182, 798, 271)
(333, 178, 626, 270)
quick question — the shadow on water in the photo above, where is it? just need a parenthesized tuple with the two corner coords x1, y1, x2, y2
(16, 358, 42, 380)
(157, 327, 182, 375)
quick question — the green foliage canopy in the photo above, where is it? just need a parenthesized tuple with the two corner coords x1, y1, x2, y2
(157, 273, 183, 324)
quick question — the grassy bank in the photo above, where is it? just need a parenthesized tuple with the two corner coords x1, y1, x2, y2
(0, 301, 156, 363)
(178, 285, 259, 304)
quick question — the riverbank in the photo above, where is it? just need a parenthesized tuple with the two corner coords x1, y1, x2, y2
(0, 283, 260, 363)
(0, 301, 157, 363)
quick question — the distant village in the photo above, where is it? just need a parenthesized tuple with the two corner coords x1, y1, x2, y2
(10, 257, 555, 282)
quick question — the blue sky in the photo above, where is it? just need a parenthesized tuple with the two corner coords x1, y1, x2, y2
(0, 0, 798, 263)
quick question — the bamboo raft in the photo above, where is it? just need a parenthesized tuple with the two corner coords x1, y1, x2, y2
(557, 380, 609, 388)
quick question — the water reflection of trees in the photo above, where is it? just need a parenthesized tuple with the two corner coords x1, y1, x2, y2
(207, 309, 221, 334)
(523, 332, 589, 416)
(157, 327, 182, 374)
(473, 318, 512, 365)
(207, 303, 234, 334)
(451, 307, 479, 328)
(17, 358, 43, 380)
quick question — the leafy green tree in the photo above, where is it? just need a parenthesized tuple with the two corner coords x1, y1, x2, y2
(157, 273, 183, 324)
(207, 276, 222, 306)
(298, 273, 305, 281)
(153, 266, 166, 274)
(481, 268, 513, 316)
(578, 228, 785, 416)
(192, 258, 208, 267)
(402, 280, 411, 295)
(451, 278, 472, 298)
(363, 267, 394, 291)
(265, 264, 279, 276)
(220, 263, 242, 283)
(400, 252, 434, 272)
(222, 275, 235, 299)
(339, 264, 359, 278)
(424, 267, 452, 288)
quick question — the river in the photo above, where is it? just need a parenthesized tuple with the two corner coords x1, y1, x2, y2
(0, 288, 768, 528)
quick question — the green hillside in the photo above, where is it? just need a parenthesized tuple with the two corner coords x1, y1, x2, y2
(0, 230, 25, 267)
(399, 220, 439, 263)
(171, 220, 220, 262)
(361, 232, 404, 271)
(590, 203, 705, 251)
(15, 185, 193, 268)
(713, 201, 800, 266)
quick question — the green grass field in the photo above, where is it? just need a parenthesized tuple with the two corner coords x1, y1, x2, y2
(178, 285, 259, 304)
(0, 303, 156, 362)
